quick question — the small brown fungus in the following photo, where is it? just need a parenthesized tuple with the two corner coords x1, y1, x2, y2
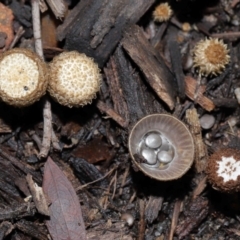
(0, 48, 48, 107)
(153, 3, 172, 22)
(193, 38, 230, 76)
(48, 51, 101, 108)
(128, 114, 194, 181)
(206, 148, 240, 192)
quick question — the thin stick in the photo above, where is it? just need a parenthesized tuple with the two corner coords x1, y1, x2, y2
(31, 0, 56, 158)
(51, 129, 61, 151)
(31, 0, 44, 59)
(76, 167, 117, 191)
(168, 199, 182, 240)
(8, 26, 25, 50)
(38, 98, 52, 158)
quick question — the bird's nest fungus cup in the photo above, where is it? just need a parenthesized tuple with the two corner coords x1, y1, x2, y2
(128, 114, 195, 181)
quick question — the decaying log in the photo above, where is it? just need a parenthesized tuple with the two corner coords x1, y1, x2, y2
(185, 108, 208, 173)
(57, 0, 155, 67)
(122, 25, 176, 110)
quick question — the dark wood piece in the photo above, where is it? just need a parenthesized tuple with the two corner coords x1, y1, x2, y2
(57, 0, 155, 67)
(15, 220, 48, 240)
(169, 40, 185, 100)
(122, 25, 176, 110)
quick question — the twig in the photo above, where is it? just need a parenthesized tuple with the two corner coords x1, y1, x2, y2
(31, 0, 44, 59)
(211, 31, 240, 39)
(138, 200, 146, 240)
(119, 165, 130, 196)
(51, 129, 61, 151)
(76, 167, 117, 191)
(168, 199, 182, 240)
(8, 26, 25, 50)
(31, 0, 61, 158)
(38, 98, 52, 158)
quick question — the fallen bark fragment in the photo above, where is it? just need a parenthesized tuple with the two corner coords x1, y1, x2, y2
(169, 40, 185, 100)
(185, 76, 215, 111)
(169, 199, 182, 240)
(113, 46, 164, 123)
(104, 57, 129, 125)
(26, 174, 49, 216)
(175, 197, 209, 239)
(43, 157, 86, 240)
(15, 219, 48, 240)
(138, 200, 146, 240)
(185, 108, 208, 173)
(70, 157, 109, 196)
(0, 203, 36, 221)
(0, 221, 13, 239)
(97, 100, 128, 128)
(145, 196, 163, 224)
(122, 25, 176, 110)
(57, 0, 155, 67)
(45, 0, 66, 19)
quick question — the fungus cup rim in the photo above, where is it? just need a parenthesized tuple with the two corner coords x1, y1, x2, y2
(128, 114, 195, 181)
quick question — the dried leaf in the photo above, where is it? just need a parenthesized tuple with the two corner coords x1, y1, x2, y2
(72, 137, 114, 164)
(43, 157, 86, 240)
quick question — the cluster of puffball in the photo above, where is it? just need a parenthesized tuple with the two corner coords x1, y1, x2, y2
(0, 48, 101, 108)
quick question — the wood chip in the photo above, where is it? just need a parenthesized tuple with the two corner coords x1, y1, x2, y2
(185, 108, 208, 173)
(26, 174, 50, 216)
(185, 76, 215, 112)
(122, 25, 176, 110)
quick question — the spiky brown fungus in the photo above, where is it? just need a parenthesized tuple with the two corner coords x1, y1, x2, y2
(193, 38, 230, 76)
(48, 51, 101, 108)
(0, 48, 48, 107)
(206, 148, 240, 192)
(153, 3, 172, 22)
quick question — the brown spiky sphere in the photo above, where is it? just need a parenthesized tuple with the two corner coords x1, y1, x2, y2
(0, 48, 48, 107)
(153, 3, 172, 22)
(48, 51, 101, 108)
(206, 148, 240, 193)
(193, 38, 230, 77)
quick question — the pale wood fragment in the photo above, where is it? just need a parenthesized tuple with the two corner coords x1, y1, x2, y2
(185, 76, 215, 112)
(185, 108, 208, 172)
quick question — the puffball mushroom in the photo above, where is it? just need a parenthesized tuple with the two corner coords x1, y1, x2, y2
(193, 38, 230, 77)
(0, 48, 48, 107)
(206, 148, 240, 193)
(48, 51, 101, 108)
(153, 3, 172, 22)
(128, 114, 195, 181)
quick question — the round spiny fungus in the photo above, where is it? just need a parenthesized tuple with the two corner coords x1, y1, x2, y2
(48, 51, 101, 108)
(0, 48, 48, 107)
(153, 3, 172, 22)
(206, 148, 240, 192)
(193, 38, 230, 76)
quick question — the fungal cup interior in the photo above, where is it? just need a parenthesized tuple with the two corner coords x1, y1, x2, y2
(128, 114, 194, 181)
